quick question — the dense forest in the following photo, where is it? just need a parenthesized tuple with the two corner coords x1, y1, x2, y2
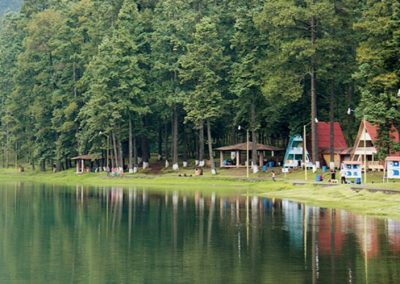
(0, 0, 399, 173)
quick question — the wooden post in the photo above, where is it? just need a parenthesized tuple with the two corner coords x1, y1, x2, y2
(81, 159, 84, 173)
(336, 153, 339, 169)
(76, 160, 79, 173)
(220, 151, 224, 168)
(259, 152, 263, 167)
(236, 151, 240, 168)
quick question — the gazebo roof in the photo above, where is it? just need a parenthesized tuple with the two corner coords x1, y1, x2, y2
(216, 143, 283, 152)
(71, 154, 99, 161)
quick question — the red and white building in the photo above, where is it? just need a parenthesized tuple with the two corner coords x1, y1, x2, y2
(351, 120, 399, 171)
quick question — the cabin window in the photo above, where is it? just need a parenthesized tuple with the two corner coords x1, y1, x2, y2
(294, 155, 302, 160)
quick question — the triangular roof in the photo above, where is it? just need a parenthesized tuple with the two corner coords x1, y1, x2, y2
(363, 121, 399, 143)
(316, 122, 348, 151)
(351, 120, 400, 158)
(216, 142, 282, 152)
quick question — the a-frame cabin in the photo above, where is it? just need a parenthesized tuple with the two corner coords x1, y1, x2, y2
(351, 120, 399, 171)
(316, 122, 348, 168)
(283, 135, 312, 168)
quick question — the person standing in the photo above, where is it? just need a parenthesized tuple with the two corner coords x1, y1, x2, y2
(272, 170, 276, 182)
(340, 168, 346, 184)
(330, 168, 336, 181)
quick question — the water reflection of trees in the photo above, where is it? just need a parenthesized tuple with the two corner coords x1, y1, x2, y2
(0, 183, 399, 283)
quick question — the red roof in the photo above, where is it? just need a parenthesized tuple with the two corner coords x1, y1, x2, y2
(385, 155, 400, 161)
(364, 121, 399, 143)
(317, 122, 348, 151)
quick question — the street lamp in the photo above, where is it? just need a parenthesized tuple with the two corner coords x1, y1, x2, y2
(238, 125, 250, 178)
(348, 108, 367, 184)
(303, 118, 318, 181)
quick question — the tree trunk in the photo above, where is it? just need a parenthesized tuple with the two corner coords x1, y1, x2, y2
(110, 150, 115, 169)
(112, 132, 119, 168)
(118, 135, 123, 171)
(5, 128, 8, 168)
(194, 129, 199, 162)
(1, 144, 4, 168)
(73, 60, 77, 98)
(142, 136, 149, 169)
(172, 105, 179, 170)
(164, 122, 169, 166)
(106, 135, 110, 170)
(250, 102, 258, 173)
(128, 118, 133, 172)
(329, 85, 335, 168)
(158, 125, 162, 161)
(199, 121, 204, 166)
(14, 142, 17, 168)
(310, 15, 318, 165)
(183, 126, 188, 167)
(206, 120, 216, 174)
(40, 160, 46, 172)
(133, 136, 138, 172)
(56, 160, 61, 172)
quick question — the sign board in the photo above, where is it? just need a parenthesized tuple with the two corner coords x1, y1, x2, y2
(387, 160, 400, 179)
(342, 163, 362, 179)
(282, 168, 289, 173)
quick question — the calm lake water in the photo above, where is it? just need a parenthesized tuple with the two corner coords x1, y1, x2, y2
(0, 183, 399, 283)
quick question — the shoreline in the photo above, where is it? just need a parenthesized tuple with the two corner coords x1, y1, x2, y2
(2, 168, 400, 219)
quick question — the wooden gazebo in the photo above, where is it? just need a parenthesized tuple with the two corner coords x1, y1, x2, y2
(216, 143, 283, 168)
(71, 154, 99, 173)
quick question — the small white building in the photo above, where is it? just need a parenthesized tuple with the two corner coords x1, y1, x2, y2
(383, 156, 400, 182)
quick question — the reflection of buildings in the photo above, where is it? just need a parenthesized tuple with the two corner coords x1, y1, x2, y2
(7, 183, 400, 284)
(282, 200, 304, 249)
(354, 215, 379, 259)
(72, 186, 398, 273)
(318, 210, 345, 256)
(387, 219, 400, 252)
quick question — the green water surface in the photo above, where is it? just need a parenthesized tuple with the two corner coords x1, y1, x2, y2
(0, 182, 399, 283)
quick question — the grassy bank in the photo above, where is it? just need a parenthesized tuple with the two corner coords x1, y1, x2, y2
(0, 167, 290, 194)
(2, 167, 400, 219)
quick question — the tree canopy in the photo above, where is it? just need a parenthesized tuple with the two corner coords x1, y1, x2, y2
(0, 0, 399, 171)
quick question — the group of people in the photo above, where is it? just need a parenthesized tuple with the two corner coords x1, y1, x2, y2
(106, 167, 124, 177)
(329, 168, 347, 184)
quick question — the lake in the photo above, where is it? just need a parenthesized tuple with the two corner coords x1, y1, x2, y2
(0, 182, 399, 283)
